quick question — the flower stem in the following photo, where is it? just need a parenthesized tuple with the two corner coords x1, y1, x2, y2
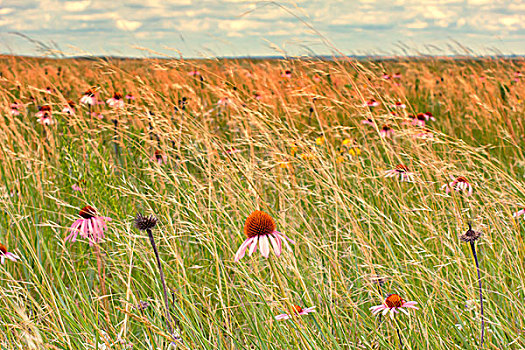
(396, 327, 403, 349)
(146, 228, 176, 343)
(94, 244, 110, 325)
(470, 241, 484, 348)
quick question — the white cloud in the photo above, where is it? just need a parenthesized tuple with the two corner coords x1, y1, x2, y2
(115, 19, 142, 31)
(0, 8, 15, 15)
(64, 0, 91, 12)
(406, 20, 428, 29)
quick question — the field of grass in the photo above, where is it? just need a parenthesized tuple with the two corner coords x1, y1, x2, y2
(0, 55, 524, 349)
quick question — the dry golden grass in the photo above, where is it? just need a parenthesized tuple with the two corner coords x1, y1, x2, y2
(0, 54, 524, 349)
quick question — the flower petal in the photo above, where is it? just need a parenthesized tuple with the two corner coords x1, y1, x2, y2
(259, 235, 270, 258)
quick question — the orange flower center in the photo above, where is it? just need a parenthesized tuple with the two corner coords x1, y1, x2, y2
(79, 205, 97, 219)
(456, 176, 468, 183)
(385, 294, 404, 308)
(395, 164, 409, 173)
(293, 305, 303, 313)
(0, 243, 7, 254)
(113, 92, 122, 100)
(40, 105, 51, 112)
(244, 211, 276, 239)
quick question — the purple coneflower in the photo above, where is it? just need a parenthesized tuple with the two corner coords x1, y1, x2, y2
(393, 72, 402, 79)
(313, 75, 321, 83)
(188, 70, 200, 76)
(107, 92, 125, 109)
(370, 294, 418, 320)
(152, 150, 167, 165)
(442, 176, 473, 196)
(65, 206, 111, 246)
(281, 70, 292, 78)
(0, 243, 19, 264)
(422, 112, 435, 121)
(392, 101, 406, 109)
(382, 73, 391, 80)
(275, 305, 316, 321)
(224, 147, 241, 156)
(10, 103, 21, 116)
(380, 125, 394, 138)
(384, 164, 415, 182)
(36, 105, 54, 125)
(62, 100, 76, 115)
(365, 99, 380, 107)
(234, 211, 295, 262)
(125, 94, 135, 100)
(361, 118, 375, 126)
(71, 184, 83, 192)
(80, 89, 96, 105)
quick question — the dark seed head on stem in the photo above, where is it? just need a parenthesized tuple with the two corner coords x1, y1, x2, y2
(460, 222, 481, 243)
(134, 213, 158, 231)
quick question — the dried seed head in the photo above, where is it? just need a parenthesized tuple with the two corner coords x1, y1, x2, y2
(243, 211, 275, 239)
(79, 205, 97, 219)
(134, 213, 158, 231)
(385, 294, 404, 308)
(460, 223, 481, 243)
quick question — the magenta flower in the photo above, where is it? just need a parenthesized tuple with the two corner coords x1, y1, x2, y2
(188, 70, 200, 76)
(125, 94, 135, 100)
(392, 101, 406, 109)
(281, 70, 292, 78)
(36, 105, 54, 125)
(442, 176, 473, 196)
(80, 89, 96, 105)
(224, 148, 241, 156)
(107, 92, 125, 109)
(71, 184, 83, 192)
(380, 125, 394, 138)
(361, 118, 375, 126)
(234, 211, 295, 262)
(370, 294, 418, 319)
(364, 99, 380, 107)
(382, 73, 391, 80)
(0, 243, 19, 264)
(65, 206, 111, 246)
(513, 208, 525, 218)
(275, 305, 316, 321)
(152, 150, 167, 165)
(384, 164, 415, 182)
(10, 103, 21, 116)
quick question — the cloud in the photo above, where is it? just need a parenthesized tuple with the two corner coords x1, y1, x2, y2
(64, 0, 91, 12)
(115, 19, 142, 31)
(406, 20, 429, 29)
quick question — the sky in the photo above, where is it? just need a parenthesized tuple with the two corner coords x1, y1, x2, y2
(0, 0, 523, 58)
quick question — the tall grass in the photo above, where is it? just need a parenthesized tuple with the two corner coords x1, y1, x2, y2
(0, 54, 524, 349)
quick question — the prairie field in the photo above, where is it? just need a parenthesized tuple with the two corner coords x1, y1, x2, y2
(1, 55, 525, 349)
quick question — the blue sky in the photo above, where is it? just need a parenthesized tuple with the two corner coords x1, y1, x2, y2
(0, 0, 523, 57)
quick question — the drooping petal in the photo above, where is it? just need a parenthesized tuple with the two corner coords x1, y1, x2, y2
(234, 238, 253, 262)
(248, 236, 258, 256)
(259, 235, 270, 258)
(275, 314, 290, 321)
(382, 307, 391, 316)
(268, 234, 281, 257)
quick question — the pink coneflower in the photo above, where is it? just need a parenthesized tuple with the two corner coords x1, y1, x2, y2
(380, 125, 394, 138)
(62, 100, 76, 115)
(313, 75, 321, 83)
(384, 164, 415, 182)
(393, 72, 402, 79)
(370, 294, 418, 319)
(107, 93, 124, 109)
(275, 305, 316, 321)
(224, 147, 241, 155)
(10, 103, 22, 116)
(412, 113, 427, 127)
(281, 70, 292, 78)
(152, 150, 167, 165)
(382, 73, 391, 80)
(188, 70, 200, 76)
(36, 105, 54, 125)
(442, 176, 473, 196)
(392, 101, 406, 109)
(365, 99, 380, 107)
(125, 94, 135, 100)
(254, 93, 262, 101)
(422, 112, 435, 121)
(65, 206, 111, 246)
(71, 184, 83, 192)
(361, 118, 375, 126)
(234, 211, 295, 262)
(80, 89, 96, 105)
(0, 243, 19, 264)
